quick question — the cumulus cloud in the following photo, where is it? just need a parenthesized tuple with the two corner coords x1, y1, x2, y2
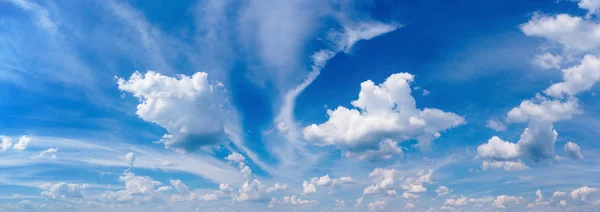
(476, 136, 521, 160)
(552, 191, 567, 200)
(235, 179, 268, 202)
(544, 54, 600, 98)
(269, 195, 318, 208)
(225, 152, 246, 163)
(486, 120, 507, 132)
(570, 186, 599, 201)
(117, 71, 233, 153)
(302, 181, 317, 195)
(481, 160, 530, 171)
(532, 53, 563, 70)
(363, 168, 401, 195)
(564, 142, 584, 160)
(0, 136, 12, 151)
(521, 13, 600, 51)
(493, 195, 523, 208)
(445, 196, 468, 206)
(579, 0, 600, 17)
(12, 136, 31, 150)
(266, 183, 289, 193)
(303, 73, 465, 158)
(435, 186, 452, 196)
(40, 182, 89, 200)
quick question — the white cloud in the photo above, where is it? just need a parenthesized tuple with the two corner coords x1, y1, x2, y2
(521, 13, 600, 51)
(564, 141, 584, 160)
(445, 196, 468, 206)
(367, 200, 386, 211)
(560, 200, 568, 206)
(363, 168, 401, 195)
(0, 136, 12, 151)
(507, 97, 579, 123)
(493, 195, 523, 208)
(304, 73, 465, 157)
(403, 184, 427, 193)
(333, 22, 400, 53)
(405, 203, 415, 209)
(119, 171, 163, 195)
(570, 186, 599, 201)
(117, 71, 232, 153)
(527, 189, 550, 208)
(272, 195, 318, 206)
(33, 147, 58, 160)
(469, 197, 494, 203)
(302, 181, 317, 195)
(544, 55, 600, 98)
(235, 179, 268, 202)
(435, 186, 452, 196)
(486, 120, 507, 132)
(402, 192, 420, 199)
(125, 152, 135, 166)
(579, 0, 600, 17)
(40, 182, 89, 200)
(310, 175, 332, 187)
(532, 53, 563, 70)
(476, 136, 521, 160)
(482, 160, 530, 171)
(169, 179, 190, 193)
(552, 191, 567, 200)
(266, 183, 289, 193)
(12, 136, 31, 150)
(225, 152, 246, 163)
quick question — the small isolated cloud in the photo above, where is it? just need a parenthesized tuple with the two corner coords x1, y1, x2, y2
(125, 152, 135, 166)
(486, 120, 507, 132)
(493, 195, 523, 208)
(302, 181, 317, 195)
(225, 152, 246, 163)
(564, 142, 584, 160)
(527, 189, 550, 208)
(0, 136, 13, 151)
(477, 136, 521, 160)
(33, 147, 58, 160)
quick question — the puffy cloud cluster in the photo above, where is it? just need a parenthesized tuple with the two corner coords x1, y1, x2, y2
(125, 152, 135, 166)
(234, 179, 268, 202)
(579, 0, 600, 17)
(302, 174, 355, 195)
(481, 160, 530, 171)
(492, 195, 523, 209)
(532, 53, 563, 70)
(303, 73, 465, 159)
(0, 135, 32, 151)
(117, 71, 232, 153)
(40, 182, 89, 200)
(570, 186, 599, 201)
(367, 200, 386, 211)
(225, 152, 253, 179)
(544, 55, 600, 98)
(363, 168, 434, 200)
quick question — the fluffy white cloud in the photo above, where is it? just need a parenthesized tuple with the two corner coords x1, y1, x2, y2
(235, 179, 268, 202)
(125, 152, 135, 166)
(402, 192, 420, 199)
(225, 152, 246, 163)
(544, 55, 600, 98)
(482, 160, 530, 171)
(363, 168, 401, 195)
(476, 136, 521, 160)
(507, 97, 579, 123)
(564, 141, 584, 160)
(579, 0, 600, 17)
(303, 73, 465, 158)
(560, 200, 568, 206)
(552, 191, 567, 200)
(12, 136, 31, 150)
(117, 71, 232, 153)
(343, 139, 404, 160)
(302, 181, 317, 195)
(119, 171, 163, 195)
(405, 203, 415, 209)
(521, 14, 600, 51)
(570, 186, 599, 201)
(469, 197, 494, 203)
(40, 182, 89, 200)
(367, 200, 386, 211)
(271, 195, 318, 207)
(493, 195, 523, 208)
(435, 186, 452, 196)
(310, 175, 332, 187)
(0, 136, 12, 151)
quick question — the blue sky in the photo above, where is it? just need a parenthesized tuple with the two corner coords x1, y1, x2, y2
(1, 0, 600, 211)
